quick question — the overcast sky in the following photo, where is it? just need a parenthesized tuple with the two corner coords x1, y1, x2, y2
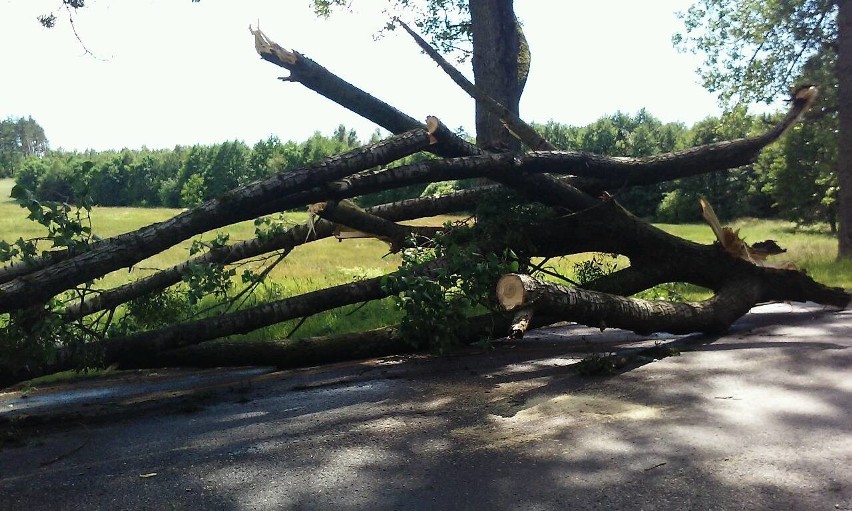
(0, 1, 757, 152)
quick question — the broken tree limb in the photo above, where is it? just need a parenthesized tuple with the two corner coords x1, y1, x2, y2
(100, 261, 427, 366)
(62, 188, 483, 322)
(11, 273, 391, 383)
(150, 310, 567, 375)
(396, 18, 555, 151)
(497, 273, 761, 335)
(62, 220, 334, 321)
(3, 259, 446, 384)
(521, 86, 818, 188)
(296, 93, 816, 214)
(251, 26, 484, 159)
(157, 325, 408, 370)
(0, 128, 437, 314)
(312, 200, 442, 251)
(0, 121, 460, 285)
(153, 312, 534, 370)
(508, 308, 534, 339)
(525, 201, 850, 309)
(699, 196, 795, 268)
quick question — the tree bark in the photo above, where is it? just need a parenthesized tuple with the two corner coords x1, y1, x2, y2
(470, 0, 524, 151)
(153, 313, 528, 370)
(497, 273, 759, 335)
(838, 0, 852, 257)
(251, 27, 483, 160)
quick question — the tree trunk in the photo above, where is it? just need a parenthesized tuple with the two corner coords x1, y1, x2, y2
(497, 273, 762, 335)
(153, 313, 540, 370)
(470, 0, 523, 151)
(156, 326, 409, 370)
(838, 0, 852, 258)
(396, 18, 551, 151)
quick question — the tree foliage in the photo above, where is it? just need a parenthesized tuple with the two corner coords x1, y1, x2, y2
(676, 0, 850, 257)
(674, 0, 837, 105)
(13, 126, 367, 208)
(772, 114, 839, 230)
(0, 116, 49, 178)
(313, 0, 473, 58)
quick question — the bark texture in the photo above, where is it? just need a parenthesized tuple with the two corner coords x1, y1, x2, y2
(154, 313, 526, 370)
(498, 273, 760, 336)
(470, 0, 524, 152)
(838, 0, 852, 257)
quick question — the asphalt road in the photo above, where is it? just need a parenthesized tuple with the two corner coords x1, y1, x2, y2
(0, 302, 849, 510)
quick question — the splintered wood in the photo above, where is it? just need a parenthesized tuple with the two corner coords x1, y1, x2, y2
(699, 197, 797, 269)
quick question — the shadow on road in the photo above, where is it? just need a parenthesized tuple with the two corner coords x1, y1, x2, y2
(0, 303, 849, 510)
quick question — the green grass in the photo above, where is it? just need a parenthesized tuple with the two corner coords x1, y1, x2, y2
(0, 177, 848, 342)
(0, 178, 405, 290)
(0, 178, 416, 340)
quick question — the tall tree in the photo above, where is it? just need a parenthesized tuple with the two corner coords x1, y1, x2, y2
(314, 0, 528, 151)
(0, 116, 49, 177)
(468, 0, 524, 151)
(838, 0, 852, 256)
(675, 0, 852, 257)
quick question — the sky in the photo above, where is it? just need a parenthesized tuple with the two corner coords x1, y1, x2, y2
(0, 1, 750, 152)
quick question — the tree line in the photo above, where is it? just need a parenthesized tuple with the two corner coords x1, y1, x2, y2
(3, 111, 838, 228)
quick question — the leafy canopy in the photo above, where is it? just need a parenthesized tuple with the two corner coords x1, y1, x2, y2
(313, 0, 473, 59)
(674, 0, 837, 106)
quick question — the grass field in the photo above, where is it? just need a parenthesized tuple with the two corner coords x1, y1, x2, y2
(0, 179, 411, 339)
(1, 178, 848, 340)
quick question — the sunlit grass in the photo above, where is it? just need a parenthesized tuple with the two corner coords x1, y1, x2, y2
(0, 178, 424, 338)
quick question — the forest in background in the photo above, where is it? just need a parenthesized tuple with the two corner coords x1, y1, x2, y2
(0, 107, 839, 229)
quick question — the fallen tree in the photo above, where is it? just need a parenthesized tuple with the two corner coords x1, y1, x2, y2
(0, 20, 848, 386)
